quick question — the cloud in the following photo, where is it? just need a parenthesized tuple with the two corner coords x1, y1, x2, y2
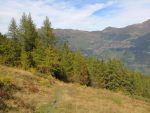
(0, 0, 150, 33)
(0, 0, 114, 33)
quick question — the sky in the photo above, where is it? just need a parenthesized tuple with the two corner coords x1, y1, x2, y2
(1, 0, 150, 33)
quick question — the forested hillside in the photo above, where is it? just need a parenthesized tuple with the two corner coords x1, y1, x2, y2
(1, 14, 150, 112)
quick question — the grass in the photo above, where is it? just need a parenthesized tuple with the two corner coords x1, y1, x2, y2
(37, 83, 150, 113)
(0, 65, 56, 113)
(0, 65, 150, 113)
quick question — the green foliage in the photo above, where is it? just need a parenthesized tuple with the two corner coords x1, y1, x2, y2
(60, 43, 89, 85)
(87, 58, 136, 94)
(8, 18, 19, 40)
(43, 46, 60, 74)
(0, 75, 12, 85)
(19, 13, 38, 52)
(60, 42, 74, 81)
(72, 49, 89, 85)
(104, 59, 134, 93)
(32, 41, 45, 70)
(141, 77, 150, 98)
(0, 13, 150, 100)
(87, 56, 105, 87)
(21, 48, 29, 69)
(32, 44, 60, 74)
(0, 34, 21, 66)
(39, 16, 56, 46)
(19, 13, 38, 68)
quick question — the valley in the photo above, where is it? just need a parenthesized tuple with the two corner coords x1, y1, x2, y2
(54, 19, 150, 75)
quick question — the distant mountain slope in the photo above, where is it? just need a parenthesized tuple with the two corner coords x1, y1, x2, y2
(101, 19, 150, 40)
(130, 32, 150, 64)
(54, 19, 150, 51)
(54, 19, 150, 75)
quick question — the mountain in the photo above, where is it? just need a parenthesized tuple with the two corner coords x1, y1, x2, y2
(54, 19, 150, 75)
(1, 65, 150, 113)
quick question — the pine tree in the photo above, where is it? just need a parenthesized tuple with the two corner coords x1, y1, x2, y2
(131, 72, 143, 95)
(21, 48, 29, 69)
(44, 46, 60, 74)
(19, 13, 38, 51)
(33, 45, 60, 74)
(87, 56, 105, 87)
(19, 13, 38, 68)
(7, 18, 21, 66)
(32, 40, 45, 71)
(103, 59, 134, 93)
(0, 34, 8, 64)
(60, 42, 74, 81)
(8, 18, 19, 40)
(19, 13, 27, 43)
(0, 32, 21, 66)
(72, 49, 89, 85)
(40, 16, 56, 46)
(104, 59, 123, 90)
(142, 77, 150, 98)
(26, 13, 38, 51)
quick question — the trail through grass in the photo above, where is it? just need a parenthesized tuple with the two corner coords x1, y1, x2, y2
(36, 84, 65, 113)
(36, 83, 150, 113)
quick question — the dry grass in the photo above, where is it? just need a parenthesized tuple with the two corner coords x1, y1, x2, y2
(51, 84, 150, 113)
(0, 65, 56, 113)
(0, 65, 150, 113)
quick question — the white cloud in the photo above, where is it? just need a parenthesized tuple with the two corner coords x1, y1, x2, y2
(0, 0, 150, 33)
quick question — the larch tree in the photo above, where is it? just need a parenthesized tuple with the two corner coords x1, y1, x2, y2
(72, 49, 89, 85)
(19, 13, 38, 68)
(8, 18, 19, 40)
(40, 16, 56, 46)
(60, 42, 74, 81)
(87, 56, 105, 87)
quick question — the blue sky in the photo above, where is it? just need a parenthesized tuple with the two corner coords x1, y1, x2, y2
(1, 0, 150, 33)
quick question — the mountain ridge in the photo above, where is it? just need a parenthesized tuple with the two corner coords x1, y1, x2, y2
(53, 19, 150, 75)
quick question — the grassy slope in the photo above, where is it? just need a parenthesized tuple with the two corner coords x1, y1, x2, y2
(0, 65, 150, 113)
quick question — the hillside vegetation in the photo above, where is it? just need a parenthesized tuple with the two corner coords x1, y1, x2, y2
(0, 13, 150, 112)
(0, 65, 150, 113)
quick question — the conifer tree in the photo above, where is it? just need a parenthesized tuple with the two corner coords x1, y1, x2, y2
(0, 34, 9, 64)
(19, 13, 38, 51)
(0, 31, 20, 66)
(26, 13, 38, 51)
(32, 40, 45, 71)
(7, 18, 21, 66)
(19, 13, 38, 68)
(21, 48, 29, 69)
(19, 13, 27, 42)
(131, 72, 143, 95)
(33, 44, 60, 74)
(72, 49, 89, 85)
(60, 42, 74, 81)
(8, 18, 19, 40)
(87, 56, 105, 87)
(40, 16, 56, 46)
